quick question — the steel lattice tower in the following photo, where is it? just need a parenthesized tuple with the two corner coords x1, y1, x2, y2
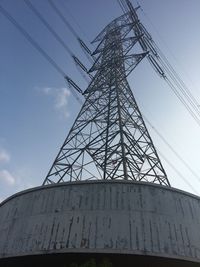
(43, 11, 170, 187)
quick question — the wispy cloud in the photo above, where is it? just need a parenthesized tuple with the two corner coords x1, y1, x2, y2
(0, 169, 15, 186)
(14, 166, 37, 190)
(0, 146, 34, 202)
(0, 146, 15, 201)
(41, 87, 71, 118)
(0, 149, 10, 164)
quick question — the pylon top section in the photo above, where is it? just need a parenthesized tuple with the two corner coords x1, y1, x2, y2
(43, 5, 170, 187)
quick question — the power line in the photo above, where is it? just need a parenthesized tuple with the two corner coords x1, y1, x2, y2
(155, 44, 200, 110)
(48, 0, 94, 64)
(117, 0, 200, 129)
(151, 44, 200, 119)
(0, 3, 82, 103)
(23, 0, 92, 85)
(139, 8, 200, 124)
(117, 0, 127, 14)
(144, 115, 200, 184)
(165, 78, 200, 127)
(158, 149, 199, 195)
(138, 0, 200, 101)
(60, 0, 92, 45)
(48, 0, 79, 39)
(23, 0, 73, 56)
(0, 3, 65, 76)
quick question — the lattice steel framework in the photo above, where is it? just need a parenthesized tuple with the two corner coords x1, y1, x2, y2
(43, 10, 170, 186)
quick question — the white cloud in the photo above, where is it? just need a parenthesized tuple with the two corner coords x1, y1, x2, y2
(55, 88, 70, 109)
(0, 149, 10, 164)
(42, 87, 52, 94)
(41, 87, 71, 118)
(0, 169, 15, 186)
(14, 166, 37, 190)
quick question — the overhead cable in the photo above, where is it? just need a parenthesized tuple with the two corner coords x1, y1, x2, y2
(23, 0, 91, 83)
(118, 0, 200, 129)
(24, 0, 73, 56)
(144, 115, 200, 184)
(138, 1, 200, 107)
(48, 0, 94, 63)
(0, 3, 82, 103)
(48, 0, 79, 38)
(158, 149, 199, 195)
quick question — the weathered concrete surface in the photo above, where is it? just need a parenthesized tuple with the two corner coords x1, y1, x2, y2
(0, 181, 200, 264)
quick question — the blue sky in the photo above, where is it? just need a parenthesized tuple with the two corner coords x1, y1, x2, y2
(0, 0, 200, 201)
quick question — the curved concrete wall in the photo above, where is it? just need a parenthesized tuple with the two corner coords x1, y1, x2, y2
(0, 181, 200, 263)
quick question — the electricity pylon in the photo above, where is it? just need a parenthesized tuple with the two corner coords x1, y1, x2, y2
(43, 9, 170, 187)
